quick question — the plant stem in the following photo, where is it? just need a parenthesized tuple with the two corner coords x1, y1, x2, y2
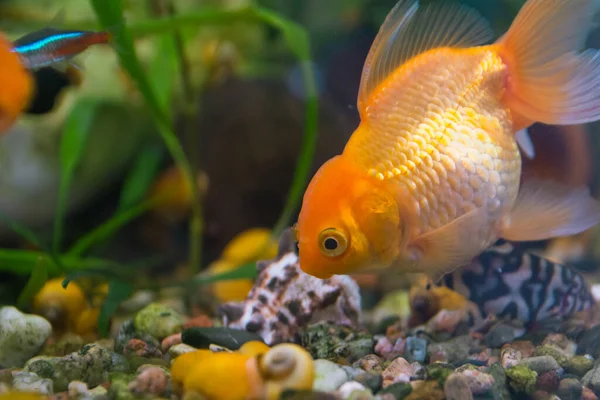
(167, 0, 204, 276)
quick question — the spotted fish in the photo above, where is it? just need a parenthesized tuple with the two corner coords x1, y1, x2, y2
(436, 239, 595, 326)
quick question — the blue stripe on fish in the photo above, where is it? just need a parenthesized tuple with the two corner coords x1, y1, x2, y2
(12, 32, 84, 54)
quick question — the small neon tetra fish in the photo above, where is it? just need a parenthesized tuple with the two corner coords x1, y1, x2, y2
(296, 0, 600, 281)
(12, 27, 112, 70)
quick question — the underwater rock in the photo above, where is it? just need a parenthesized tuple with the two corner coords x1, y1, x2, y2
(337, 381, 369, 399)
(219, 228, 362, 345)
(11, 370, 53, 395)
(374, 336, 405, 361)
(181, 326, 263, 350)
(557, 377, 583, 400)
(379, 382, 412, 399)
(382, 357, 413, 388)
(536, 370, 560, 393)
(301, 322, 375, 363)
(128, 365, 169, 397)
(107, 372, 136, 400)
(427, 335, 478, 364)
(533, 344, 570, 367)
(313, 359, 349, 392)
(579, 325, 600, 358)
(133, 303, 184, 341)
(518, 356, 562, 374)
(24, 344, 114, 392)
(404, 337, 427, 363)
(506, 365, 537, 395)
(354, 372, 383, 393)
(353, 354, 384, 372)
(500, 347, 522, 369)
(485, 362, 511, 400)
(114, 320, 161, 355)
(168, 343, 197, 358)
(484, 323, 516, 348)
(41, 333, 85, 357)
(443, 373, 473, 400)
(122, 338, 162, 358)
(565, 355, 594, 377)
(425, 363, 455, 387)
(0, 306, 52, 368)
(456, 368, 494, 394)
(583, 364, 600, 394)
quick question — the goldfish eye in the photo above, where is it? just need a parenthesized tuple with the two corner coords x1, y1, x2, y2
(318, 228, 348, 257)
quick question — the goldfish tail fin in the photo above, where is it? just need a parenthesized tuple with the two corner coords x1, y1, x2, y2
(497, 0, 600, 126)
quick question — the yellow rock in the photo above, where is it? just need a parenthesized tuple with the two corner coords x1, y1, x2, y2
(207, 259, 254, 302)
(171, 349, 216, 389)
(183, 352, 252, 400)
(221, 228, 278, 264)
(239, 341, 270, 357)
(32, 278, 86, 330)
(73, 307, 101, 336)
(207, 228, 279, 302)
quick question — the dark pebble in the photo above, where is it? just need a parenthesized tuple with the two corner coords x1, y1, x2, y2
(379, 382, 412, 399)
(484, 323, 516, 348)
(577, 325, 600, 358)
(181, 327, 264, 350)
(355, 371, 383, 393)
(556, 378, 583, 400)
(535, 370, 559, 392)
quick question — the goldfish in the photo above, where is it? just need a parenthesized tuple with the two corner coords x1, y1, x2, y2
(0, 33, 33, 133)
(295, 0, 600, 281)
(12, 27, 112, 70)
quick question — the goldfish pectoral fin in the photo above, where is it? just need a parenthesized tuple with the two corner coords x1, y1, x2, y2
(501, 179, 600, 242)
(356, 0, 492, 113)
(515, 128, 535, 159)
(497, 0, 600, 125)
(410, 207, 489, 278)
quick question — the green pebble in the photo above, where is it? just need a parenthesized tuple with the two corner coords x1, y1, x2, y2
(379, 382, 412, 399)
(107, 372, 137, 400)
(565, 355, 594, 377)
(505, 365, 537, 394)
(355, 372, 383, 393)
(133, 303, 185, 340)
(532, 345, 569, 367)
(425, 363, 454, 387)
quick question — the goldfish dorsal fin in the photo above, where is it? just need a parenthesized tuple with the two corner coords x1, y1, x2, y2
(357, 0, 493, 112)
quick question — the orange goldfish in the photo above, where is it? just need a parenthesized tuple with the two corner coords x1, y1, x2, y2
(295, 0, 600, 281)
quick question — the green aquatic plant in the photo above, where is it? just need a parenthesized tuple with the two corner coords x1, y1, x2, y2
(0, 0, 318, 336)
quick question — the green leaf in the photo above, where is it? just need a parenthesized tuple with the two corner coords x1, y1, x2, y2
(148, 33, 178, 122)
(0, 211, 44, 249)
(53, 99, 98, 253)
(17, 256, 49, 309)
(117, 145, 163, 212)
(98, 280, 134, 337)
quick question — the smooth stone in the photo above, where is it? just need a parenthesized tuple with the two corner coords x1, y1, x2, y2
(133, 303, 184, 340)
(0, 306, 52, 368)
(519, 356, 561, 374)
(444, 373, 473, 400)
(313, 359, 349, 392)
(11, 370, 53, 395)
